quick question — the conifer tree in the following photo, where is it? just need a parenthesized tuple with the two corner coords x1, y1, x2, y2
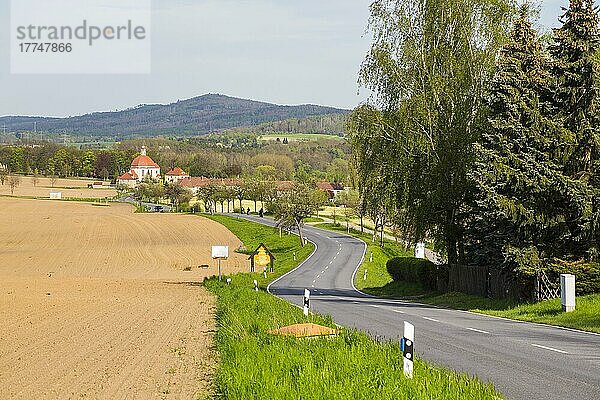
(468, 5, 581, 272)
(549, 0, 600, 260)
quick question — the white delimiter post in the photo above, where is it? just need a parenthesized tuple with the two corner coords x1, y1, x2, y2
(303, 289, 310, 316)
(253, 279, 259, 292)
(403, 321, 414, 378)
(560, 274, 576, 312)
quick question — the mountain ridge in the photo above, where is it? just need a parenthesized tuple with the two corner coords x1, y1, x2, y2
(0, 93, 349, 138)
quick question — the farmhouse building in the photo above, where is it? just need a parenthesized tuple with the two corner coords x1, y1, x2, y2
(165, 167, 190, 184)
(118, 147, 161, 187)
(179, 177, 241, 193)
(317, 181, 346, 200)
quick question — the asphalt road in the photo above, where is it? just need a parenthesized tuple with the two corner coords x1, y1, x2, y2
(235, 214, 600, 400)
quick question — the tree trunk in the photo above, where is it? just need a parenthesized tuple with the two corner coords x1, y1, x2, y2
(297, 220, 305, 247)
(445, 210, 459, 265)
(360, 215, 364, 233)
(254, 200, 257, 213)
(380, 225, 384, 248)
(446, 237, 458, 265)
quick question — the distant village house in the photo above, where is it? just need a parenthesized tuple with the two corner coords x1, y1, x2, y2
(165, 167, 190, 184)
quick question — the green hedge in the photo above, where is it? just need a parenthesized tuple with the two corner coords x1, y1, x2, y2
(386, 257, 439, 290)
(548, 261, 600, 296)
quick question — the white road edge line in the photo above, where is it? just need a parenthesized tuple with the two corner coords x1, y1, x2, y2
(422, 317, 439, 322)
(392, 309, 405, 314)
(466, 327, 489, 334)
(531, 344, 568, 354)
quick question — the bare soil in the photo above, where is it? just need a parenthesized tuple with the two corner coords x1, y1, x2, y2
(0, 198, 247, 399)
(0, 176, 117, 199)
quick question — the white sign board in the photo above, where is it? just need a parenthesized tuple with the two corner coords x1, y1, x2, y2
(415, 243, 425, 259)
(212, 246, 229, 260)
(49, 192, 62, 200)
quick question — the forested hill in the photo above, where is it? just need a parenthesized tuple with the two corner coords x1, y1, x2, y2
(0, 94, 349, 138)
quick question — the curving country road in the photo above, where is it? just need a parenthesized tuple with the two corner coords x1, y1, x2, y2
(236, 215, 600, 400)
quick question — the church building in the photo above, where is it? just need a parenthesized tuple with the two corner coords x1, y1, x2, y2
(118, 147, 161, 187)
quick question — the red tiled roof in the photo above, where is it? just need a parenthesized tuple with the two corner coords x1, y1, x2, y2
(179, 177, 211, 188)
(179, 177, 241, 188)
(317, 182, 334, 191)
(317, 181, 345, 191)
(166, 167, 188, 176)
(277, 181, 295, 190)
(118, 171, 138, 180)
(131, 155, 160, 168)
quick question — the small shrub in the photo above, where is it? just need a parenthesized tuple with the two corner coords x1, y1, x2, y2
(386, 257, 439, 290)
(548, 261, 600, 295)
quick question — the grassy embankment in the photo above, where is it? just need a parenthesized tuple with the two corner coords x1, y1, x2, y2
(202, 214, 502, 399)
(319, 223, 600, 333)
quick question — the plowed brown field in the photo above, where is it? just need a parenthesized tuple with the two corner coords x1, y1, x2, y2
(0, 198, 247, 399)
(0, 176, 117, 199)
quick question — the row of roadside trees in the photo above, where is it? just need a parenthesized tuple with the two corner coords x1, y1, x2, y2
(349, 0, 599, 286)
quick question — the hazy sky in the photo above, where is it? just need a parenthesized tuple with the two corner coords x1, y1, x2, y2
(0, 0, 579, 117)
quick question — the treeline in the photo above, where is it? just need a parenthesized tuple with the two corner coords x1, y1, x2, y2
(350, 0, 599, 290)
(0, 135, 352, 183)
(225, 113, 348, 136)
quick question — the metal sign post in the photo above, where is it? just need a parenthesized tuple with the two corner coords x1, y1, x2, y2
(303, 289, 310, 316)
(212, 246, 229, 281)
(402, 321, 414, 378)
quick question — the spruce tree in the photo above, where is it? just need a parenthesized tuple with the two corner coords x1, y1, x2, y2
(468, 5, 578, 273)
(549, 0, 600, 260)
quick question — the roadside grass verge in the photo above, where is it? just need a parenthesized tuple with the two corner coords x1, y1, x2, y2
(318, 222, 600, 333)
(204, 215, 502, 399)
(203, 214, 313, 286)
(481, 294, 600, 333)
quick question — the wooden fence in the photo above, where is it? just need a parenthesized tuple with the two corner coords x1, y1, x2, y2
(440, 264, 528, 299)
